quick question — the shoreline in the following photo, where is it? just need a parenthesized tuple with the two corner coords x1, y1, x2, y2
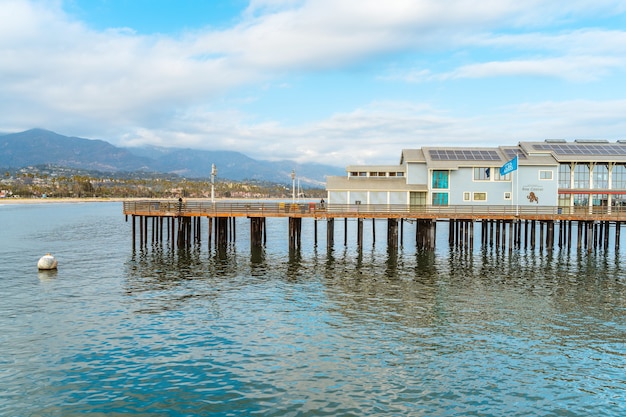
(0, 196, 306, 205)
(0, 197, 129, 205)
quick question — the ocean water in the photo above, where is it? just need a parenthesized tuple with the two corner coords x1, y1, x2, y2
(0, 202, 624, 416)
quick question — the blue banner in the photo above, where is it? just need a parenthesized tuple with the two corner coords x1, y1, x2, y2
(500, 156, 518, 176)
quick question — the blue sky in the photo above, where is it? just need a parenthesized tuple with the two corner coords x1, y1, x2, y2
(2, 0, 626, 167)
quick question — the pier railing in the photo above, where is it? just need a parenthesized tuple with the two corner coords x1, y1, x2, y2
(123, 200, 626, 220)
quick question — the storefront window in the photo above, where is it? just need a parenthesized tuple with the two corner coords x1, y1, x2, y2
(558, 164, 571, 188)
(593, 164, 608, 189)
(612, 164, 626, 189)
(573, 164, 590, 189)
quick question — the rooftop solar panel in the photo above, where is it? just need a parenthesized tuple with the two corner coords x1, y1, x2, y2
(534, 143, 626, 155)
(428, 149, 500, 161)
(503, 148, 526, 160)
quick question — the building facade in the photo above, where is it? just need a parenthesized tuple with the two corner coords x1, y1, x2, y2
(325, 140, 626, 210)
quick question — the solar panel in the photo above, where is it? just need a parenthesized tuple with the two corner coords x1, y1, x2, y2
(534, 143, 626, 155)
(503, 148, 526, 160)
(429, 149, 500, 161)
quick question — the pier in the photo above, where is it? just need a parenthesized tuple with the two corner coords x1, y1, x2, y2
(123, 200, 626, 252)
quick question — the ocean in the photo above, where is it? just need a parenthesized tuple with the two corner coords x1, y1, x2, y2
(0, 201, 624, 416)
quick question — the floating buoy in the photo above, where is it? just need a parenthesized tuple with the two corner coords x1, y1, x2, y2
(37, 253, 58, 270)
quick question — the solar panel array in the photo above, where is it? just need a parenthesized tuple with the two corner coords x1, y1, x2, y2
(429, 149, 501, 161)
(534, 143, 626, 155)
(503, 148, 526, 160)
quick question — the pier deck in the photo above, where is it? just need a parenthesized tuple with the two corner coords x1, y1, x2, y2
(123, 200, 626, 221)
(123, 200, 626, 252)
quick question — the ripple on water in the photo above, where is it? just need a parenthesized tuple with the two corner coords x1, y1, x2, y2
(1, 204, 625, 416)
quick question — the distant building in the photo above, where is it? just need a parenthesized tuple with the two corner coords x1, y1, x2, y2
(325, 140, 626, 210)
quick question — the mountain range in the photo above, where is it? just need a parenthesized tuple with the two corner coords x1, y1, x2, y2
(0, 129, 344, 185)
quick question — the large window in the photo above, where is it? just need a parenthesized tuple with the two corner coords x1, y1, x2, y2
(573, 164, 590, 189)
(593, 164, 608, 189)
(613, 194, 626, 206)
(558, 164, 571, 188)
(432, 192, 448, 206)
(592, 194, 608, 206)
(558, 194, 571, 207)
(613, 164, 626, 189)
(573, 193, 588, 207)
(432, 170, 449, 189)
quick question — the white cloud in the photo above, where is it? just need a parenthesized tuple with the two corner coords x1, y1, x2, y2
(2, 0, 626, 166)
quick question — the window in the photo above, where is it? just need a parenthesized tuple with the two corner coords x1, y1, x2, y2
(396, 172, 404, 177)
(369, 172, 378, 177)
(558, 164, 571, 188)
(539, 170, 553, 180)
(358, 172, 367, 177)
(432, 170, 449, 189)
(463, 192, 470, 201)
(410, 192, 426, 206)
(613, 194, 626, 206)
(473, 192, 487, 201)
(378, 172, 386, 177)
(593, 164, 608, 189)
(432, 192, 448, 206)
(558, 194, 571, 207)
(350, 171, 358, 177)
(592, 194, 608, 206)
(494, 170, 510, 181)
(573, 194, 588, 207)
(613, 164, 626, 189)
(473, 167, 491, 181)
(573, 164, 590, 189)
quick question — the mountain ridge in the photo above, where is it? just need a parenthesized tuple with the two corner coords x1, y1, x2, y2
(0, 128, 343, 185)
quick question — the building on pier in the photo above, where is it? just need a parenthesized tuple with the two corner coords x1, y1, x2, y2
(325, 140, 626, 211)
(122, 140, 626, 253)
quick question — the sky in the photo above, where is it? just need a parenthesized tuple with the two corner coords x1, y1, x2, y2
(2, 0, 626, 167)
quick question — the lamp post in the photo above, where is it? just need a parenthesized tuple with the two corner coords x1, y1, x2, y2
(211, 164, 217, 203)
(291, 169, 296, 203)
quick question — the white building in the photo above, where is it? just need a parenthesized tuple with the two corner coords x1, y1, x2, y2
(326, 140, 626, 210)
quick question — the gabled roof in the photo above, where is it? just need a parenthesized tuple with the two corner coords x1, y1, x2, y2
(400, 149, 425, 164)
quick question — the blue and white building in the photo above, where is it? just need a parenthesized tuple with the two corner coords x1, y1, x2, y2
(326, 140, 626, 210)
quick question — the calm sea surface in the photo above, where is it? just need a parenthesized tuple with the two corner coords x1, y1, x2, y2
(0, 202, 624, 416)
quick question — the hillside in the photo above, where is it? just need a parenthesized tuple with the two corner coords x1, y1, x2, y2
(0, 129, 343, 185)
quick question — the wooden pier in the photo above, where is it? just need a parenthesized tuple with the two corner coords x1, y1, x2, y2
(123, 200, 626, 252)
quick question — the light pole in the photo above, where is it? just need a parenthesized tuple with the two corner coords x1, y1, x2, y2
(211, 164, 217, 203)
(291, 169, 296, 203)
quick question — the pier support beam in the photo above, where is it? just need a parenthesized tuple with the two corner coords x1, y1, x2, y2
(289, 217, 302, 250)
(250, 217, 264, 248)
(327, 218, 335, 249)
(215, 217, 229, 247)
(387, 218, 399, 250)
(357, 218, 364, 247)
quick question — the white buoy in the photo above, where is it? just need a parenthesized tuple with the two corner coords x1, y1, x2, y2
(37, 253, 58, 270)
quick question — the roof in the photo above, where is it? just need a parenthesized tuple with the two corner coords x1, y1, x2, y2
(345, 164, 405, 172)
(519, 140, 626, 163)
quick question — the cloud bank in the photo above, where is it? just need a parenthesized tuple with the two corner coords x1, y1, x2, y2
(2, 0, 626, 166)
